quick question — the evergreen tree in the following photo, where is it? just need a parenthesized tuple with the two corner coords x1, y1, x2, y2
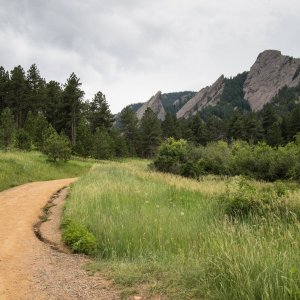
(73, 118, 94, 157)
(110, 128, 128, 157)
(120, 106, 139, 155)
(207, 117, 227, 141)
(189, 114, 208, 145)
(243, 113, 263, 143)
(30, 113, 50, 149)
(139, 108, 162, 157)
(228, 113, 245, 140)
(0, 107, 15, 150)
(92, 127, 115, 159)
(288, 106, 300, 140)
(26, 64, 46, 114)
(162, 112, 181, 139)
(281, 115, 289, 143)
(262, 105, 282, 146)
(88, 91, 114, 132)
(15, 128, 32, 151)
(9, 66, 27, 127)
(62, 73, 84, 146)
(43, 131, 72, 162)
(44, 80, 63, 132)
(0, 66, 9, 113)
(24, 111, 37, 143)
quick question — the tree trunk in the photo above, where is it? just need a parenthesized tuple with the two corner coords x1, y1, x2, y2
(71, 106, 76, 146)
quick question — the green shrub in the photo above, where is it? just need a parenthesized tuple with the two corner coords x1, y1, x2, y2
(154, 138, 300, 182)
(43, 132, 71, 162)
(154, 138, 188, 174)
(222, 177, 300, 221)
(62, 219, 97, 255)
(15, 128, 32, 151)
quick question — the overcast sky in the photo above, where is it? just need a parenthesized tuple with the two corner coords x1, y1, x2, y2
(0, 0, 299, 113)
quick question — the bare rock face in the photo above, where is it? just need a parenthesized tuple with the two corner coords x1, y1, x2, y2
(244, 50, 300, 111)
(176, 75, 225, 119)
(136, 91, 166, 121)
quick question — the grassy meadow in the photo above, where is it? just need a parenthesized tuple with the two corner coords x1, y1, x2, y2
(63, 160, 300, 299)
(0, 150, 92, 191)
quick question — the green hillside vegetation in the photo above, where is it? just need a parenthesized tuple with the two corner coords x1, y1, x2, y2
(200, 72, 250, 121)
(161, 91, 196, 115)
(0, 151, 92, 191)
(63, 160, 300, 299)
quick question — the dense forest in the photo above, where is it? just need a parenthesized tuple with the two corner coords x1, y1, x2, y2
(1, 64, 300, 161)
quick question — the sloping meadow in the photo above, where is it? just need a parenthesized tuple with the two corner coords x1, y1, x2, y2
(63, 160, 300, 299)
(0, 151, 92, 191)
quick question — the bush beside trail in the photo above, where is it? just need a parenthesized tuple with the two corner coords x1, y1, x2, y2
(153, 136, 300, 181)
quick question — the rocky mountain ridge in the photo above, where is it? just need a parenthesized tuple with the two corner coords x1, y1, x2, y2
(243, 50, 300, 111)
(122, 50, 300, 121)
(176, 75, 225, 119)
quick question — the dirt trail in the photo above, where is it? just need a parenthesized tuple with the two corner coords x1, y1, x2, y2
(0, 179, 118, 300)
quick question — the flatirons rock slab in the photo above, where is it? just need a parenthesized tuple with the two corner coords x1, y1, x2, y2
(244, 50, 300, 111)
(177, 75, 225, 119)
(136, 91, 166, 121)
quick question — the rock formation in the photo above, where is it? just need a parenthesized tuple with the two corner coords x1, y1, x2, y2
(176, 75, 225, 119)
(122, 50, 300, 121)
(136, 91, 166, 121)
(243, 50, 300, 111)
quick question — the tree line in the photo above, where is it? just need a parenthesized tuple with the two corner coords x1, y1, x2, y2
(0, 64, 164, 159)
(1, 63, 300, 160)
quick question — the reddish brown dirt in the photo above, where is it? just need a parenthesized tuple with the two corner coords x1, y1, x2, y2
(0, 179, 119, 300)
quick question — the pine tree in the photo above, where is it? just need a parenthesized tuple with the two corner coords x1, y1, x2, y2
(288, 106, 300, 140)
(62, 73, 84, 146)
(26, 64, 46, 114)
(92, 128, 115, 159)
(139, 108, 162, 157)
(262, 105, 283, 146)
(243, 113, 263, 143)
(9, 66, 27, 127)
(0, 66, 10, 114)
(228, 112, 245, 140)
(88, 91, 114, 132)
(44, 80, 63, 132)
(16, 128, 32, 151)
(0, 107, 15, 150)
(162, 112, 181, 139)
(120, 106, 139, 155)
(43, 131, 72, 162)
(110, 128, 128, 157)
(73, 118, 94, 157)
(189, 114, 208, 145)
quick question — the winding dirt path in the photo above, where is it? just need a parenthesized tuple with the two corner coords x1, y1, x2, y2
(0, 179, 118, 300)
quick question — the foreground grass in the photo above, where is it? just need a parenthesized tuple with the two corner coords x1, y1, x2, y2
(0, 150, 92, 191)
(64, 160, 300, 299)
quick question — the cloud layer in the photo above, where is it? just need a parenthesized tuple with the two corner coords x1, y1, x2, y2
(0, 0, 299, 112)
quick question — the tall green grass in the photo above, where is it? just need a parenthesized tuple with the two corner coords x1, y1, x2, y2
(0, 150, 92, 191)
(64, 161, 300, 299)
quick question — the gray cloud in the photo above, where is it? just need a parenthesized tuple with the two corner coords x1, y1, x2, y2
(0, 0, 299, 112)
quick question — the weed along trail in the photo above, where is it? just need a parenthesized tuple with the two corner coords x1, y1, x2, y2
(0, 178, 118, 300)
